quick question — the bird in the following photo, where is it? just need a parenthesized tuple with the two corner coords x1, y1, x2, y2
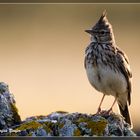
(84, 10, 132, 127)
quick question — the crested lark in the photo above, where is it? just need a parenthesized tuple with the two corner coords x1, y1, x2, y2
(84, 11, 132, 126)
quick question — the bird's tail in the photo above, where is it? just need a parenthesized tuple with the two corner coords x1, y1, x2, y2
(118, 103, 132, 128)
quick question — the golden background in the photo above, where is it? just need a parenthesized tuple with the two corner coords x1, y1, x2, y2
(0, 4, 139, 133)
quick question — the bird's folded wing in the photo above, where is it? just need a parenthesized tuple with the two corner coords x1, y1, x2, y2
(116, 47, 132, 105)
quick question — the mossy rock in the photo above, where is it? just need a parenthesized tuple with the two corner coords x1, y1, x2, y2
(74, 128, 81, 136)
(76, 116, 107, 136)
(87, 120, 107, 136)
(42, 121, 53, 133)
(10, 103, 21, 125)
(16, 121, 42, 131)
(56, 111, 68, 114)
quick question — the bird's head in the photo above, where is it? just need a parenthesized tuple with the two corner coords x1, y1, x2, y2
(85, 10, 115, 43)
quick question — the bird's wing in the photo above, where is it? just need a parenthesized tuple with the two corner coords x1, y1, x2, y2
(116, 47, 132, 105)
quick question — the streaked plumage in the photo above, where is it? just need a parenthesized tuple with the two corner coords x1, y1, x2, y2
(84, 11, 132, 126)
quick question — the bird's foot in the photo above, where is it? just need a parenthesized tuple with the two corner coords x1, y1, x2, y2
(96, 108, 113, 115)
(106, 108, 113, 114)
(93, 108, 113, 116)
(95, 107, 101, 115)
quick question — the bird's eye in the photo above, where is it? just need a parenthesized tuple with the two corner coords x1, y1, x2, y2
(100, 31, 105, 35)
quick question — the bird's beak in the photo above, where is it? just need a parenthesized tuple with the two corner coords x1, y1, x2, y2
(85, 29, 93, 34)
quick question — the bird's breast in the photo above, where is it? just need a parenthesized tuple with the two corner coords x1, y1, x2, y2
(85, 61, 127, 97)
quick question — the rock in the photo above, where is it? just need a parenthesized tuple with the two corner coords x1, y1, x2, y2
(0, 82, 21, 130)
(59, 119, 78, 136)
(1, 111, 136, 136)
(0, 83, 136, 136)
(36, 128, 47, 136)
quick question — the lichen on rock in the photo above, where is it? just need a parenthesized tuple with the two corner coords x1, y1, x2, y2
(1, 111, 136, 136)
(0, 82, 21, 129)
(0, 82, 136, 136)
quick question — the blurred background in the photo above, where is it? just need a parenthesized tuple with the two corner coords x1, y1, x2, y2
(0, 4, 139, 134)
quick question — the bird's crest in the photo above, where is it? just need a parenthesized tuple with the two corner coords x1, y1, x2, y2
(98, 10, 107, 24)
(102, 10, 107, 17)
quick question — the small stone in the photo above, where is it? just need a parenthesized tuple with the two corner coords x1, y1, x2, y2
(36, 128, 47, 136)
(20, 130, 28, 136)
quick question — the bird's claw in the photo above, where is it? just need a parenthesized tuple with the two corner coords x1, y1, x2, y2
(95, 107, 101, 115)
(106, 108, 113, 114)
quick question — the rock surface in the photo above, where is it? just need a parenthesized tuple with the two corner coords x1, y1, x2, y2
(0, 82, 136, 136)
(0, 111, 136, 136)
(0, 82, 21, 129)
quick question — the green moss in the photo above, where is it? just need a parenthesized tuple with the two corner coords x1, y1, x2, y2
(28, 132, 33, 136)
(76, 117, 107, 136)
(43, 121, 64, 132)
(42, 121, 64, 136)
(16, 121, 42, 131)
(5, 132, 18, 136)
(77, 117, 89, 123)
(11, 103, 18, 112)
(56, 111, 68, 114)
(43, 121, 53, 133)
(10, 103, 21, 124)
(74, 129, 81, 136)
(87, 120, 107, 136)
(58, 123, 64, 129)
(36, 115, 46, 120)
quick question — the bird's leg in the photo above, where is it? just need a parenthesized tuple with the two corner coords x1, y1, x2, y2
(96, 94, 105, 114)
(107, 97, 117, 114)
